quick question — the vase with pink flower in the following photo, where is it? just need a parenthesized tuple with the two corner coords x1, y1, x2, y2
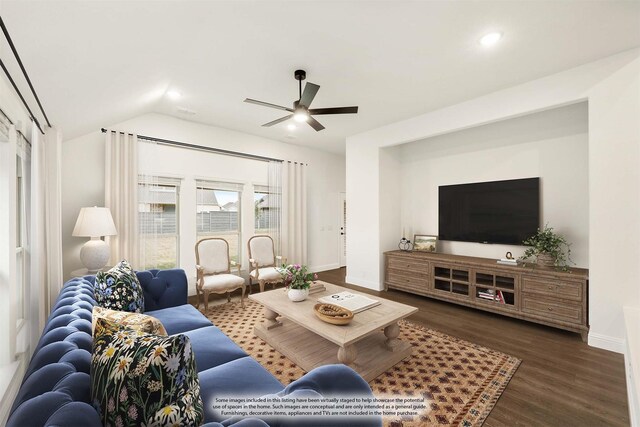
(277, 263, 318, 302)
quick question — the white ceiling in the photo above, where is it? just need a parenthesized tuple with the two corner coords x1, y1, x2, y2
(1, 1, 639, 153)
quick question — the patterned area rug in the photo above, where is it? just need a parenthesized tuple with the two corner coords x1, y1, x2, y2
(204, 300, 520, 426)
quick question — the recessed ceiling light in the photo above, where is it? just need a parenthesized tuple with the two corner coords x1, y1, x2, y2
(287, 123, 296, 131)
(166, 90, 181, 100)
(480, 32, 502, 47)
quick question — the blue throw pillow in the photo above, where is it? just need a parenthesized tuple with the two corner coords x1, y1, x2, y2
(94, 260, 145, 313)
(91, 318, 203, 426)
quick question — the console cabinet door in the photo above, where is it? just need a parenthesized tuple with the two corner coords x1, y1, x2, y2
(473, 270, 518, 310)
(432, 263, 471, 298)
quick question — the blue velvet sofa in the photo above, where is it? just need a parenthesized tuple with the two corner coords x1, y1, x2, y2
(8, 269, 380, 427)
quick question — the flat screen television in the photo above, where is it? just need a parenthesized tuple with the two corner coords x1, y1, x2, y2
(438, 178, 540, 245)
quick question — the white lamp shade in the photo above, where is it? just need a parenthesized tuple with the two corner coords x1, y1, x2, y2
(72, 207, 117, 238)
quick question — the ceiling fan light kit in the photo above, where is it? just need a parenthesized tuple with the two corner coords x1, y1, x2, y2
(244, 69, 358, 132)
(293, 110, 309, 122)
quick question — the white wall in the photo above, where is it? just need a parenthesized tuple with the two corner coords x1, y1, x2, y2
(588, 55, 640, 353)
(61, 113, 345, 282)
(397, 102, 589, 266)
(346, 47, 640, 354)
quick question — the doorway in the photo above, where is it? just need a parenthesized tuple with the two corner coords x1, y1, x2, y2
(339, 192, 346, 267)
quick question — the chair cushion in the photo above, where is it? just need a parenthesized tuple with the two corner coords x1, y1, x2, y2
(91, 318, 204, 426)
(146, 304, 212, 335)
(91, 306, 167, 336)
(197, 239, 231, 274)
(94, 260, 145, 313)
(198, 357, 284, 423)
(248, 236, 276, 267)
(249, 267, 281, 282)
(183, 326, 248, 372)
(202, 274, 245, 292)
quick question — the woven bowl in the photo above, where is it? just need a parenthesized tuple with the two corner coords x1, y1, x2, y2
(313, 303, 354, 325)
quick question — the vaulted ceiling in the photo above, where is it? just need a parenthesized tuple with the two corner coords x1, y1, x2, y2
(2, 1, 639, 153)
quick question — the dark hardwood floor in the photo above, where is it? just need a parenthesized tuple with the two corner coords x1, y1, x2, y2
(317, 267, 630, 427)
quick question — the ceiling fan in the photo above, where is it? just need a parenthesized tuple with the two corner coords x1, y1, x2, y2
(244, 69, 358, 131)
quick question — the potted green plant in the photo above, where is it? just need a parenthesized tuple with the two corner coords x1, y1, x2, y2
(520, 225, 573, 269)
(277, 264, 318, 302)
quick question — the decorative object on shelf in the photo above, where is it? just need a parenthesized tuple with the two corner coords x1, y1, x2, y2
(497, 251, 518, 266)
(414, 234, 438, 252)
(278, 263, 318, 302)
(72, 206, 117, 273)
(520, 225, 573, 269)
(313, 303, 354, 325)
(398, 237, 413, 251)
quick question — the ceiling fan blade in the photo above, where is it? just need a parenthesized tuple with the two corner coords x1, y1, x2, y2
(262, 115, 293, 127)
(244, 98, 293, 112)
(309, 106, 359, 115)
(299, 83, 320, 108)
(307, 116, 325, 132)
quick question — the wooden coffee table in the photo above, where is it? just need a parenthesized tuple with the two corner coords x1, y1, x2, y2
(249, 281, 418, 381)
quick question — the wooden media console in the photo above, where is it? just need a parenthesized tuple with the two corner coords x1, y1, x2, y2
(384, 251, 589, 341)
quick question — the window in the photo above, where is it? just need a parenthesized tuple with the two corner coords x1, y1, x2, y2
(196, 181, 242, 263)
(254, 184, 280, 254)
(138, 180, 180, 270)
(15, 155, 25, 326)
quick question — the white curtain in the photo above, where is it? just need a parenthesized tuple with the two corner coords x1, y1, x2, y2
(30, 123, 64, 323)
(266, 160, 282, 256)
(105, 131, 139, 268)
(281, 161, 307, 265)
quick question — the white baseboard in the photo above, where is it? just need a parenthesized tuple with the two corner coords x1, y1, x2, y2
(344, 275, 383, 291)
(310, 263, 340, 273)
(588, 332, 625, 354)
(625, 307, 640, 427)
(626, 350, 639, 427)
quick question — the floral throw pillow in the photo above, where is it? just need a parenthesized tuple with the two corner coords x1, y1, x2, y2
(91, 306, 167, 336)
(94, 260, 145, 313)
(91, 318, 203, 427)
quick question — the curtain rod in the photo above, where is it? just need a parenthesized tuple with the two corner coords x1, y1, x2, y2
(0, 16, 51, 128)
(100, 128, 284, 163)
(0, 106, 31, 146)
(0, 57, 44, 135)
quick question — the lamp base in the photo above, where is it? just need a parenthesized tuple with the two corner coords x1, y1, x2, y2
(80, 238, 110, 273)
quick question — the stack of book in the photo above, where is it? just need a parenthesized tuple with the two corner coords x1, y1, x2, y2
(308, 282, 326, 294)
(318, 291, 380, 313)
(496, 258, 519, 266)
(477, 289, 506, 304)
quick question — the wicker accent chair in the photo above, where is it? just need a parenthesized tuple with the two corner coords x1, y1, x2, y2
(247, 235, 286, 293)
(195, 237, 245, 311)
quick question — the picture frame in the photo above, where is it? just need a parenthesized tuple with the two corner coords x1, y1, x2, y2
(414, 234, 438, 252)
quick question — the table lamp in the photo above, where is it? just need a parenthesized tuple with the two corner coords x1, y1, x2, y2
(72, 206, 117, 273)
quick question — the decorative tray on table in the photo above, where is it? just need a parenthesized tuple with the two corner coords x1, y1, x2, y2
(313, 303, 354, 325)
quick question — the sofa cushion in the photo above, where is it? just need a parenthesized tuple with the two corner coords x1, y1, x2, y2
(183, 326, 248, 372)
(94, 260, 145, 312)
(146, 304, 212, 335)
(198, 357, 284, 423)
(138, 269, 188, 311)
(91, 318, 204, 426)
(91, 306, 167, 335)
